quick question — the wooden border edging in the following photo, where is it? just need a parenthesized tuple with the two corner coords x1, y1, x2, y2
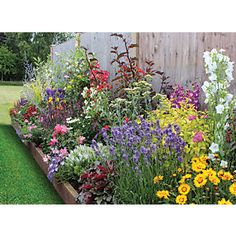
(11, 120, 78, 204)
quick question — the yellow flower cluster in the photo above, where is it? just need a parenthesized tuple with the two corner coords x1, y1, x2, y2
(156, 190, 170, 199)
(154, 154, 235, 204)
(218, 198, 232, 205)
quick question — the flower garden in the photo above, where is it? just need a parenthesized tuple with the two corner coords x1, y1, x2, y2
(10, 34, 236, 204)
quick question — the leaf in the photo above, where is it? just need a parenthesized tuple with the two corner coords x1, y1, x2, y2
(128, 43, 139, 49)
(117, 52, 127, 60)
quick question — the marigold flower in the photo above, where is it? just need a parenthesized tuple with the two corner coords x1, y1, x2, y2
(156, 190, 170, 199)
(221, 172, 233, 181)
(209, 175, 220, 185)
(218, 198, 232, 205)
(217, 170, 224, 178)
(179, 174, 192, 183)
(203, 168, 216, 178)
(229, 183, 236, 196)
(176, 195, 187, 205)
(192, 161, 206, 173)
(178, 183, 190, 195)
(194, 174, 207, 187)
(153, 175, 164, 184)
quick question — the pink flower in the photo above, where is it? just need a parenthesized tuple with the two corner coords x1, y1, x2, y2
(193, 131, 204, 143)
(54, 124, 68, 135)
(24, 119, 29, 123)
(78, 136, 86, 144)
(59, 147, 68, 157)
(188, 115, 197, 121)
(49, 137, 58, 146)
(28, 124, 37, 132)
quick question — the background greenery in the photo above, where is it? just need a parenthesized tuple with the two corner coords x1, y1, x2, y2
(0, 32, 74, 81)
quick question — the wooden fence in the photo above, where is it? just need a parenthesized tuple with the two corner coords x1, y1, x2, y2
(51, 32, 236, 96)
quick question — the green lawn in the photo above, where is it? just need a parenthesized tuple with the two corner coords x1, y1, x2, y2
(0, 85, 63, 204)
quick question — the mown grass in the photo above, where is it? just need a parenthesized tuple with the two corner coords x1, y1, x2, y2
(0, 85, 63, 204)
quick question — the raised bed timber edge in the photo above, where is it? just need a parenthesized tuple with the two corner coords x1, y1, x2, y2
(11, 120, 78, 204)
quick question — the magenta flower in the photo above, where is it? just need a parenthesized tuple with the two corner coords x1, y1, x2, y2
(193, 131, 204, 143)
(188, 115, 197, 121)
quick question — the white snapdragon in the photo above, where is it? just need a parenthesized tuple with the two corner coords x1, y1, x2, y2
(203, 49, 236, 161)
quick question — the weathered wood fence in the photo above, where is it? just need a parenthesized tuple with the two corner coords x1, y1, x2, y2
(51, 32, 236, 94)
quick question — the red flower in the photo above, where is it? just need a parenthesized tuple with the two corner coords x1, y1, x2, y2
(124, 117, 129, 123)
(81, 184, 93, 190)
(97, 165, 107, 173)
(80, 173, 90, 179)
(103, 125, 109, 130)
(93, 173, 107, 180)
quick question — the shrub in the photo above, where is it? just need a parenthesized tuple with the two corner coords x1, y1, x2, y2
(148, 95, 211, 160)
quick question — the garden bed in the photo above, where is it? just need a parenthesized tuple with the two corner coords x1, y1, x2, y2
(11, 120, 78, 204)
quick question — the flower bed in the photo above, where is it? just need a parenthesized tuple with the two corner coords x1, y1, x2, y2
(11, 120, 78, 204)
(9, 34, 236, 204)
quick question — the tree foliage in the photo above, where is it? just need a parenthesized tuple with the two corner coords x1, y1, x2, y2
(0, 32, 74, 81)
(0, 45, 17, 81)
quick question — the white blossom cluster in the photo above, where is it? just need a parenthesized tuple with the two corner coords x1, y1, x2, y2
(202, 49, 236, 164)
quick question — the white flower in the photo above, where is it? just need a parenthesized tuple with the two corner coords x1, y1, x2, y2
(202, 81, 210, 93)
(219, 49, 225, 53)
(220, 160, 228, 168)
(209, 73, 217, 82)
(216, 104, 225, 114)
(208, 153, 216, 161)
(225, 93, 233, 102)
(209, 143, 219, 153)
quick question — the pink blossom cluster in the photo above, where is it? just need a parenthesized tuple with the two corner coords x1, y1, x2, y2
(49, 124, 69, 146)
(169, 83, 200, 110)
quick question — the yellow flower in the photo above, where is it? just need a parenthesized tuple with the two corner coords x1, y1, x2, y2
(172, 173, 177, 177)
(222, 172, 233, 181)
(177, 168, 182, 173)
(153, 175, 164, 184)
(55, 97, 60, 102)
(176, 195, 187, 205)
(209, 175, 220, 185)
(192, 162, 206, 173)
(218, 198, 232, 205)
(199, 155, 208, 163)
(178, 183, 190, 195)
(194, 174, 207, 187)
(229, 183, 236, 196)
(156, 190, 170, 199)
(179, 174, 192, 183)
(191, 157, 199, 163)
(203, 168, 216, 178)
(48, 96, 53, 103)
(217, 170, 224, 178)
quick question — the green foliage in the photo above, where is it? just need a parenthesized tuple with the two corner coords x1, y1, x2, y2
(2, 32, 74, 81)
(0, 46, 17, 80)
